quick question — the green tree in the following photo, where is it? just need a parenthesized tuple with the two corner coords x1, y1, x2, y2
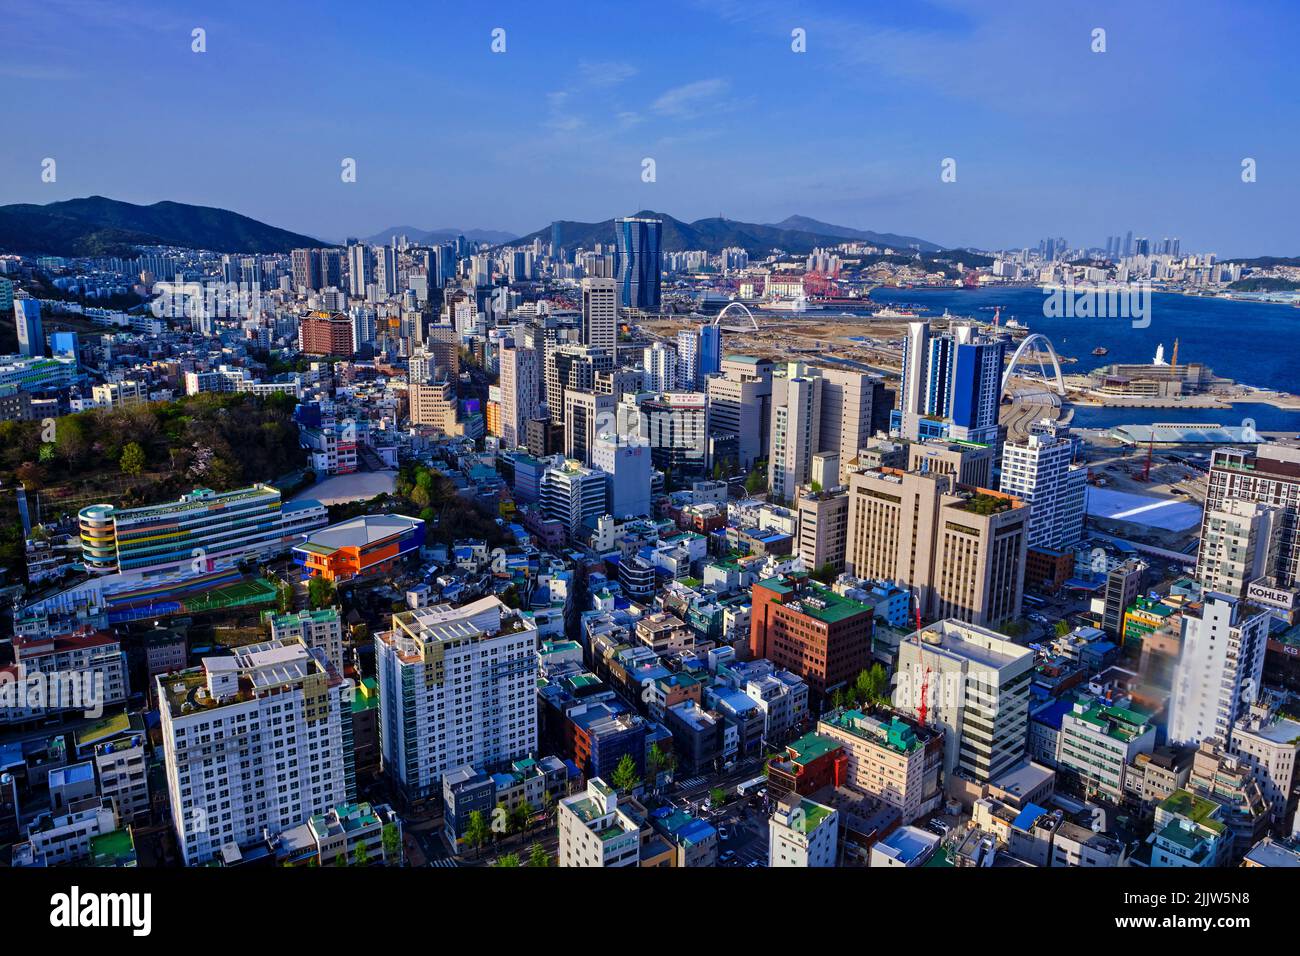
(710, 787, 728, 808)
(464, 810, 491, 857)
(528, 842, 551, 867)
(744, 465, 767, 495)
(510, 800, 534, 835)
(493, 852, 521, 867)
(353, 843, 370, 867)
(308, 577, 335, 610)
(611, 753, 642, 793)
(1055, 619, 1072, 637)
(119, 441, 147, 476)
(855, 664, 889, 707)
(382, 823, 401, 864)
(333, 851, 347, 868)
(829, 687, 845, 711)
(812, 562, 838, 584)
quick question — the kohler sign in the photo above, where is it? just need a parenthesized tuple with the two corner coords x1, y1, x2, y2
(1247, 581, 1298, 610)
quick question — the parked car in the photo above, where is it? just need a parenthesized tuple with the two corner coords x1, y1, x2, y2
(720, 850, 736, 863)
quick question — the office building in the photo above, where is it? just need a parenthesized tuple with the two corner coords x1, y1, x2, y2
(614, 216, 662, 312)
(1056, 696, 1156, 801)
(157, 638, 355, 865)
(291, 248, 323, 293)
(564, 389, 615, 466)
(769, 362, 880, 500)
(749, 575, 873, 696)
(817, 709, 944, 822)
(795, 484, 850, 574)
(540, 459, 607, 535)
(581, 277, 618, 357)
(893, 619, 1034, 790)
(897, 321, 1003, 445)
(375, 597, 538, 800)
(592, 432, 652, 519)
(13, 292, 43, 357)
(845, 468, 1028, 628)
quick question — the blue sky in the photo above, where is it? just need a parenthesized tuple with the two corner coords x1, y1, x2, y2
(2, 0, 1297, 255)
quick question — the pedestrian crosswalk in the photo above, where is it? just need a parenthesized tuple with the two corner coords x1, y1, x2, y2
(677, 775, 708, 789)
(429, 858, 459, 868)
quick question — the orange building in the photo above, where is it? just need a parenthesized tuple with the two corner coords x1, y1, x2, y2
(749, 575, 874, 697)
(293, 514, 425, 582)
(299, 311, 355, 356)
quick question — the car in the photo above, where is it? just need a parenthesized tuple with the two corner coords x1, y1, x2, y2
(746, 860, 762, 868)
(718, 828, 730, 840)
(929, 820, 950, 835)
(719, 850, 736, 863)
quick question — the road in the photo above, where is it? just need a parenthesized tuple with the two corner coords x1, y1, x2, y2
(1001, 379, 1061, 440)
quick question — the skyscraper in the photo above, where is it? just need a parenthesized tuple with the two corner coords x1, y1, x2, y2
(347, 242, 372, 297)
(897, 321, 1001, 446)
(614, 216, 662, 312)
(581, 276, 618, 357)
(498, 339, 540, 449)
(642, 341, 678, 392)
(376, 245, 398, 296)
(291, 248, 323, 293)
(13, 293, 43, 357)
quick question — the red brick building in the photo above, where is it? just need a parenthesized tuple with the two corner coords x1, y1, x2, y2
(749, 575, 874, 696)
(299, 310, 355, 356)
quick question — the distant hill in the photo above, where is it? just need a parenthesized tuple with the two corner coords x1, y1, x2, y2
(361, 225, 519, 247)
(764, 215, 942, 252)
(510, 210, 941, 256)
(0, 196, 328, 257)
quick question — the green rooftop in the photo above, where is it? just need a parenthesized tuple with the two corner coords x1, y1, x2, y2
(1160, 790, 1226, 833)
(784, 731, 842, 766)
(90, 828, 137, 867)
(758, 577, 873, 625)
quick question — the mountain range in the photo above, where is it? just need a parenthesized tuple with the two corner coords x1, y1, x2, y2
(0, 196, 943, 259)
(0, 196, 327, 257)
(511, 210, 942, 255)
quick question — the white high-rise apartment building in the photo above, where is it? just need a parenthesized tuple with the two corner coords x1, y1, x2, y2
(375, 245, 398, 295)
(541, 459, 608, 534)
(347, 243, 371, 297)
(999, 433, 1087, 550)
(1168, 593, 1269, 748)
(375, 597, 538, 800)
(157, 639, 355, 866)
(267, 606, 346, 674)
(581, 277, 618, 358)
(642, 341, 678, 392)
(499, 340, 540, 449)
(675, 328, 699, 390)
(1195, 499, 1280, 599)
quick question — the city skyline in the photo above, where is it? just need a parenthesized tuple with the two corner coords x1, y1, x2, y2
(1, 0, 1297, 256)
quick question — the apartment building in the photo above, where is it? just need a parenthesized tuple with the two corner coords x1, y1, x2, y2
(375, 596, 538, 800)
(157, 638, 356, 866)
(769, 794, 839, 867)
(267, 606, 346, 674)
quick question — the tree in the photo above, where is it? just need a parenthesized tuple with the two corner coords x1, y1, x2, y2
(464, 810, 491, 857)
(812, 562, 838, 584)
(710, 787, 728, 808)
(119, 441, 147, 476)
(510, 800, 534, 835)
(855, 664, 889, 708)
(493, 852, 521, 867)
(353, 843, 370, 867)
(647, 742, 676, 791)
(829, 687, 845, 711)
(382, 823, 401, 864)
(528, 842, 551, 867)
(744, 465, 767, 495)
(308, 576, 335, 610)
(611, 753, 641, 794)
(1055, 619, 1072, 637)
(333, 851, 347, 868)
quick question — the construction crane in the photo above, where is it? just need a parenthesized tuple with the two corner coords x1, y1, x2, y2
(1170, 337, 1179, 375)
(1141, 437, 1154, 482)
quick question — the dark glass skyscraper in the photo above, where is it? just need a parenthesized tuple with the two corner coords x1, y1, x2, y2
(614, 216, 662, 312)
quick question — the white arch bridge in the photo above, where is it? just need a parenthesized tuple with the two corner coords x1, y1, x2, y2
(1001, 332, 1065, 396)
(711, 301, 760, 333)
